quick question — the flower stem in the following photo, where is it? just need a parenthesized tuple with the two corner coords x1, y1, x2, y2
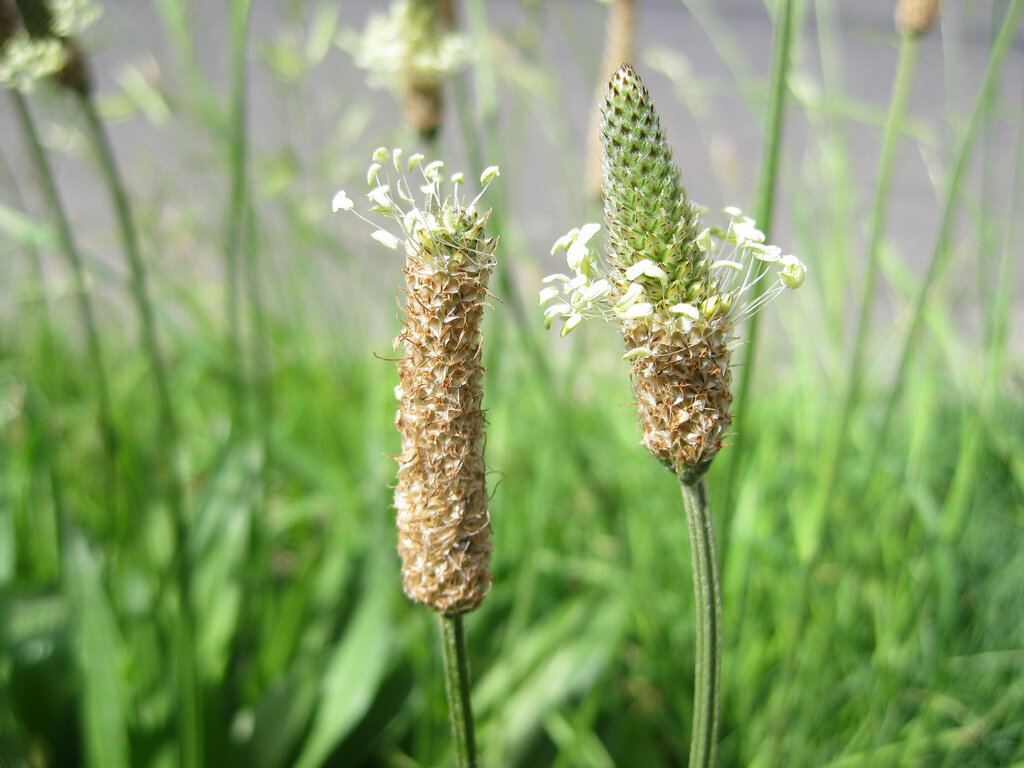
(680, 477, 721, 768)
(439, 613, 479, 768)
(12, 91, 118, 510)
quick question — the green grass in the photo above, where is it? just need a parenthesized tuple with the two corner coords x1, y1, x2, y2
(2, 1, 1024, 766)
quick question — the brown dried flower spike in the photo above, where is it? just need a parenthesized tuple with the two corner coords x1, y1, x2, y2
(334, 151, 500, 614)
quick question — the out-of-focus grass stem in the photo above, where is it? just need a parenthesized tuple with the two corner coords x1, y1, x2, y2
(940, 56, 1024, 582)
(809, 33, 920, 558)
(12, 92, 118, 509)
(0, 142, 56, 367)
(224, 0, 253, 427)
(75, 89, 202, 768)
(868, 0, 1022, 481)
(721, 0, 795, 512)
(760, 32, 921, 762)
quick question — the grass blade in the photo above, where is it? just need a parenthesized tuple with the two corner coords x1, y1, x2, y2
(292, 555, 393, 768)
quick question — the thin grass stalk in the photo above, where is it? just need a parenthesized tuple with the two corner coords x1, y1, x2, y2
(807, 0, 865, 341)
(22, 387, 67, 579)
(224, 0, 253, 426)
(680, 477, 721, 768)
(244, 210, 271, 483)
(440, 614, 478, 768)
(75, 93, 180, 499)
(0, 143, 57, 378)
(807, 33, 920, 557)
(941, 0, 1022, 536)
(761, 31, 922, 759)
(75, 90, 202, 768)
(586, 0, 635, 198)
(867, 0, 1023, 481)
(11, 91, 118, 509)
(986, 76, 1024, 372)
(977, 0, 1003, 337)
(720, 0, 795, 511)
(939, 65, 1024, 569)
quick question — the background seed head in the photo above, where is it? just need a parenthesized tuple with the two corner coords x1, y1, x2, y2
(896, 0, 940, 36)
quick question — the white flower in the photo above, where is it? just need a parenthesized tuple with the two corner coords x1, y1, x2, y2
(669, 303, 700, 320)
(617, 302, 654, 319)
(331, 147, 499, 270)
(615, 283, 645, 312)
(479, 166, 500, 185)
(625, 259, 669, 283)
(539, 286, 560, 305)
(540, 206, 807, 337)
(779, 255, 807, 289)
(372, 230, 401, 250)
(332, 190, 354, 212)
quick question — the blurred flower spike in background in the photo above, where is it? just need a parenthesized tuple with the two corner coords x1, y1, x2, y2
(0, 0, 101, 91)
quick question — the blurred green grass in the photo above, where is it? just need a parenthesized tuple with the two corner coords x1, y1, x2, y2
(2, 1, 1024, 767)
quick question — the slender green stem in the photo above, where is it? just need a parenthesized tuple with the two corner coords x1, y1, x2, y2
(439, 613, 478, 768)
(224, 0, 253, 425)
(75, 90, 202, 768)
(806, 34, 919, 559)
(986, 74, 1024, 379)
(867, 0, 1023, 481)
(977, 1, 1001, 333)
(75, 93, 180, 487)
(940, 58, 1024, 556)
(764, 35, 925, 757)
(11, 92, 118, 507)
(760, 31, 922, 764)
(721, 0, 796, 511)
(0, 143, 56, 365)
(680, 477, 721, 768)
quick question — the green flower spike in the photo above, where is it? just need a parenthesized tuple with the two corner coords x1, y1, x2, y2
(542, 64, 806, 482)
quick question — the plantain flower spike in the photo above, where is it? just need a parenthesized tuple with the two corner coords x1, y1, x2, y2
(0, 0, 99, 93)
(340, 0, 467, 141)
(333, 149, 499, 614)
(542, 64, 806, 484)
(895, 0, 940, 36)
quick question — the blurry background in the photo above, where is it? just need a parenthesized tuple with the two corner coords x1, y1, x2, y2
(1, 1, 1023, 766)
